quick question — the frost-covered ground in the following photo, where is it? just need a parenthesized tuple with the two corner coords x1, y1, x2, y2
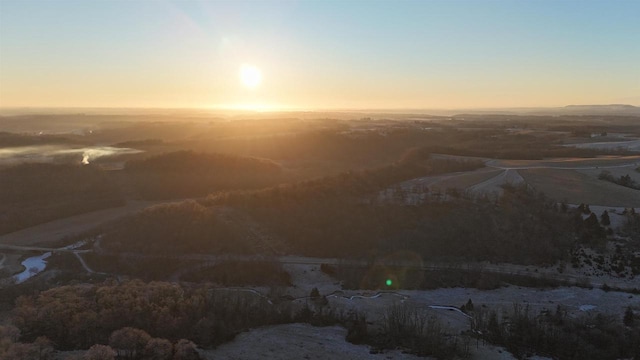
(201, 323, 423, 360)
(201, 323, 520, 360)
(204, 263, 626, 360)
(569, 139, 640, 152)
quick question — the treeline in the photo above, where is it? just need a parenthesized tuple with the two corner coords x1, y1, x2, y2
(353, 303, 471, 359)
(124, 150, 285, 199)
(329, 265, 577, 291)
(180, 260, 292, 285)
(210, 178, 575, 263)
(192, 128, 432, 174)
(473, 303, 640, 360)
(0, 131, 82, 148)
(7, 280, 472, 359)
(0, 325, 200, 360)
(0, 163, 123, 235)
(113, 138, 165, 147)
(417, 133, 625, 160)
(101, 201, 251, 255)
(195, 127, 621, 173)
(622, 208, 640, 241)
(15, 281, 634, 360)
(208, 154, 484, 207)
(599, 170, 640, 190)
(125, 150, 281, 173)
(11, 280, 291, 350)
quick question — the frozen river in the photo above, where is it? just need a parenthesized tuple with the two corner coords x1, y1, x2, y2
(14, 252, 51, 284)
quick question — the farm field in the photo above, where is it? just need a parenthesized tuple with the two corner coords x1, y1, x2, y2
(519, 168, 639, 207)
(577, 166, 640, 183)
(569, 139, 640, 152)
(387, 154, 639, 207)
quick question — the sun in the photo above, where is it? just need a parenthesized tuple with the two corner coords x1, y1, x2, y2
(240, 64, 262, 89)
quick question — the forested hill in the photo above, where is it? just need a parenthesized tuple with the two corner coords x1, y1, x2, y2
(124, 150, 281, 174)
(124, 151, 284, 199)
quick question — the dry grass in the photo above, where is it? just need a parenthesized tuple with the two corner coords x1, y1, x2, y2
(0, 253, 24, 275)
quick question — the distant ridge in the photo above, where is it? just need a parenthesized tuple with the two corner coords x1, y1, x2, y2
(565, 104, 637, 109)
(551, 104, 640, 116)
(1, 104, 639, 118)
(453, 104, 640, 117)
(564, 104, 639, 111)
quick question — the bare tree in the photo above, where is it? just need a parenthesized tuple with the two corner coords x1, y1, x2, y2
(83, 344, 116, 360)
(109, 327, 151, 360)
(144, 338, 173, 360)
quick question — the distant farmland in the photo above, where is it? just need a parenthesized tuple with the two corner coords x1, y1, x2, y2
(519, 168, 639, 207)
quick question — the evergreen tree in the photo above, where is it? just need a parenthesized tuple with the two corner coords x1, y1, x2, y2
(310, 287, 320, 299)
(584, 213, 599, 229)
(600, 210, 611, 226)
(464, 298, 474, 312)
(624, 306, 634, 326)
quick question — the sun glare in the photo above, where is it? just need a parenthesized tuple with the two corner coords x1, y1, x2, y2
(240, 64, 262, 89)
(216, 102, 285, 112)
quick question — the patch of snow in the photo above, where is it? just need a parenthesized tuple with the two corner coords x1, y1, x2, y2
(569, 139, 640, 151)
(428, 305, 472, 318)
(62, 240, 87, 250)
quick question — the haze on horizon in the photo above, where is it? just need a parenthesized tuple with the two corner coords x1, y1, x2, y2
(1, 0, 639, 111)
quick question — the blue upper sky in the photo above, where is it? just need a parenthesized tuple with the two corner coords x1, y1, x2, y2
(1, 0, 638, 109)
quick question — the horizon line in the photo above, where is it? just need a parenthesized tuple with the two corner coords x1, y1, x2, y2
(1, 103, 638, 113)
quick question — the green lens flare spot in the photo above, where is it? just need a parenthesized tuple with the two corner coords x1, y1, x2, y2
(386, 279, 393, 286)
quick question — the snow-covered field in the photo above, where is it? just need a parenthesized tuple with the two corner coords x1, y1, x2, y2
(569, 139, 640, 152)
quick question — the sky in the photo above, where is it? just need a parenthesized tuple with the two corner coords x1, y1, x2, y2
(1, 0, 639, 110)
